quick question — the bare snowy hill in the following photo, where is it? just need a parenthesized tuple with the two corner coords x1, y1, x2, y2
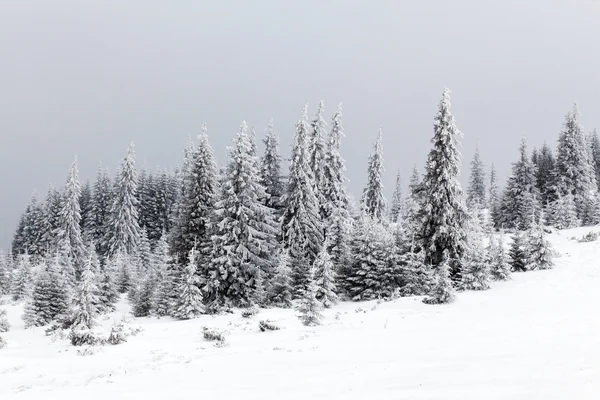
(2, 227, 600, 400)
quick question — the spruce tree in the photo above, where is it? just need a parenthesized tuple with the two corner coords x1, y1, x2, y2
(460, 209, 490, 291)
(105, 143, 142, 257)
(98, 255, 119, 314)
(322, 103, 352, 270)
(589, 129, 600, 191)
(535, 143, 557, 206)
(547, 192, 579, 229)
(403, 165, 422, 236)
(467, 146, 486, 209)
(281, 105, 324, 292)
(397, 246, 431, 297)
(308, 101, 328, 212)
(526, 215, 554, 271)
(260, 119, 285, 212)
(23, 261, 69, 327)
(390, 170, 403, 223)
(170, 124, 218, 266)
(487, 234, 511, 281)
(11, 253, 33, 302)
(80, 180, 93, 239)
(416, 88, 467, 283)
(423, 250, 455, 305)
(0, 251, 12, 296)
(204, 122, 278, 309)
(133, 273, 156, 317)
(70, 258, 100, 330)
(174, 249, 204, 319)
(362, 129, 386, 221)
(268, 249, 294, 308)
(41, 185, 63, 255)
(55, 158, 86, 276)
(313, 243, 338, 308)
(499, 139, 539, 230)
(488, 164, 501, 228)
(0, 309, 9, 333)
(12, 194, 46, 259)
(509, 232, 528, 272)
(90, 166, 113, 258)
(297, 267, 323, 327)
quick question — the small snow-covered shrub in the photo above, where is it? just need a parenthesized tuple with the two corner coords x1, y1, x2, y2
(69, 327, 105, 347)
(0, 309, 10, 333)
(0, 335, 6, 349)
(202, 327, 227, 342)
(241, 306, 260, 319)
(107, 322, 128, 345)
(578, 231, 599, 243)
(259, 320, 280, 332)
(77, 346, 102, 356)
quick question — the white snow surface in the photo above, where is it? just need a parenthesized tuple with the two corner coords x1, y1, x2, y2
(2, 227, 600, 399)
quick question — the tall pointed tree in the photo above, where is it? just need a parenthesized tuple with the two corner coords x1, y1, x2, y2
(308, 100, 328, 213)
(41, 185, 63, 255)
(362, 129, 386, 221)
(90, 166, 113, 258)
(535, 142, 557, 206)
(467, 146, 486, 209)
(416, 88, 467, 284)
(589, 129, 600, 191)
(260, 119, 285, 212)
(281, 105, 324, 292)
(390, 170, 403, 223)
(105, 143, 141, 257)
(488, 164, 501, 227)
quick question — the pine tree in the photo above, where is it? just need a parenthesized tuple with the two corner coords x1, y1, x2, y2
(170, 124, 218, 266)
(70, 257, 100, 330)
(417, 88, 468, 283)
(555, 105, 596, 222)
(55, 158, 86, 276)
(173, 249, 204, 319)
(535, 143, 557, 207)
(281, 105, 324, 292)
(589, 129, 600, 191)
(80, 180, 93, 239)
(98, 255, 119, 314)
(268, 249, 294, 308)
(12, 194, 46, 259)
(23, 261, 69, 328)
(390, 170, 403, 223)
(467, 146, 486, 209)
(0, 251, 12, 296)
(151, 232, 174, 317)
(308, 101, 328, 211)
(403, 165, 422, 236)
(297, 267, 323, 327)
(90, 166, 113, 258)
(322, 103, 352, 270)
(460, 209, 490, 291)
(423, 250, 455, 305)
(260, 119, 285, 212)
(41, 185, 63, 255)
(11, 253, 33, 301)
(204, 122, 278, 309)
(105, 143, 142, 257)
(313, 243, 338, 308)
(133, 273, 156, 317)
(499, 139, 539, 230)
(397, 246, 431, 297)
(362, 129, 386, 221)
(525, 215, 554, 271)
(487, 234, 511, 281)
(509, 232, 528, 272)
(547, 192, 579, 229)
(488, 164, 501, 228)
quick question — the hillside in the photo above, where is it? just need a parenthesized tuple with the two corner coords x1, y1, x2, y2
(2, 227, 600, 400)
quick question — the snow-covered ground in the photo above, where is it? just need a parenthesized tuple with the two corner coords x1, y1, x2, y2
(2, 227, 600, 400)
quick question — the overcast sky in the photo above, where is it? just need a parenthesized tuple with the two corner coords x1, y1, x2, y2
(0, 0, 599, 251)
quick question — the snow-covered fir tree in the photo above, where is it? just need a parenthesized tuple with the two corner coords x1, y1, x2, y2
(133, 272, 156, 317)
(0, 308, 9, 333)
(173, 249, 204, 319)
(268, 249, 294, 308)
(499, 139, 539, 231)
(204, 121, 278, 310)
(55, 158, 86, 276)
(11, 253, 33, 302)
(509, 232, 528, 272)
(397, 244, 431, 297)
(22, 261, 69, 328)
(416, 88, 467, 283)
(361, 129, 386, 221)
(0, 251, 12, 295)
(79, 180, 93, 240)
(321, 103, 352, 270)
(534, 142, 557, 207)
(151, 232, 175, 317)
(105, 143, 141, 257)
(313, 242, 338, 308)
(467, 146, 486, 209)
(12, 194, 46, 259)
(41, 185, 63, 255)
(90, 166, 113, 258)
(297, 267, 323, 327)
(488, 164, 501, 228)
(97, 255, 119, 314)
(547, 192, 579, 229)
(70, 257, 100, 330)
(281, 105, 324, 293)
(589, 129, 600, 191)
(390, 170, 403, 223)
(402, 165, 422, 235)
(259, 119, 285, 213)
(555, 104, 596, 223)
(525, 214, 554, 271)
(488, 234, 511, 281)
(460, 209, 490, 291)
(308, 101, 328, 212)
(170, 124, 218, 266)
(423, 249, 455, 305)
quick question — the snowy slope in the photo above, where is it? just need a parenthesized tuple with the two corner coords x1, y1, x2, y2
(2, 227, 600, 400)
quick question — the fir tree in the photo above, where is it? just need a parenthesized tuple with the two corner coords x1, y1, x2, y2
(41, 185, 63, 255)
(173, 249, 204, 319)
(204, 122, 278, 309)
(488, 164, 501, 228)
(526, 215, 554, 271)
(0, 251, 12, 296)
(460, 209, 490, 291)
(535, 143, 557, 206)
(90, 166, 113, 258)
(313, 243, 338, 308)
(133, 273, 156, 317)
(80, 180, 93, 239)
(390, 170, 403, 223)
(397, 246, 431, 297)
(11, 253, 33, 302)
(23, 261, 69, 328)
(281, 105, 324, 292)
(268, 249, 294, 308)
(105, 143, 142, 257)
(0, 309, 9, 333)
(403, 165, 422, 236)
(297, 267, 323, 327)
(423, 250, 455, 305)
(12, 194, 46, 259)
(509, 232, 528, 272)
(308, 101, 328, 211)
(362, 129, 386, 221)
(322, 103, 352, 270)
(417, 88, 467, 282)
(98, 256, 119, 314)
(70, 257, 100, 330)
(467, 146, 486, 209)
(260, 119, 285, 212)
(488, 234, 511, 281)
(151, 232, 175, 316)
(55, 158, 86, 276)
(547, 192, 579, 229)
(589, 129, 600, 191)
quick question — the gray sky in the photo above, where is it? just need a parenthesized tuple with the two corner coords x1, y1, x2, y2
(1, 0, 599, 251)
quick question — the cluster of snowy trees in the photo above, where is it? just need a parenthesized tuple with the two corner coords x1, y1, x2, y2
(0, 88, 578, 332)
